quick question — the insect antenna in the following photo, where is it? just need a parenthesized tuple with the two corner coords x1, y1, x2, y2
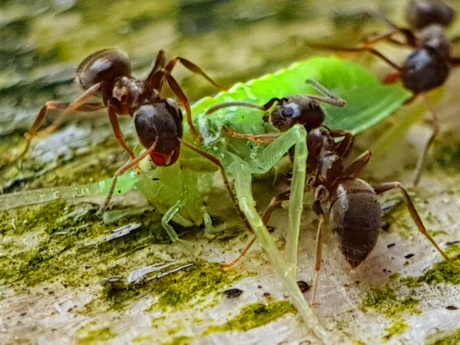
(205, 101, 265, 115)
(305, 79, 347, 107)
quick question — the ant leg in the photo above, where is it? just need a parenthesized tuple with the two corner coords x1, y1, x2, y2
(342, 150, 372, 178)
(312, 42, 403, 71)
(145, 50, 166, 85)
(311, 199, 325, 309)
(165, 73, 203, 142)
(262, 191, 291, 224)
(97, 139, 158, 215)
(220, 235, 257, 270)
(378, 18, 417, 47)
(37, 83, 104, 137)
(107, 104, 137, 161)
(165, 56, 227, 90)
(330, 130, 354, 158)
(358, 14, 416, 47)
(373, 182, 449, 261)
(9, 100, 105, 161)
(351, 46, 402, 71)
(413, 93, 440, 187)
(8, 101, 74, 161)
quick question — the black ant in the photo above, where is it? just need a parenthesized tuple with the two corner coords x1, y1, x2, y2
(10, 48, 225, 165)
(7, 48, 229, 214)
(207, 79, 449, 305)
(309, 0, 460, 186)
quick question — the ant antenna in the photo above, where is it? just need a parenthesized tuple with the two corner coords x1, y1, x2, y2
(305, 79, 346, 107)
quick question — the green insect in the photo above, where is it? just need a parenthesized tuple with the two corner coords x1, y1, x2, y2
(0, 56, 411, 342)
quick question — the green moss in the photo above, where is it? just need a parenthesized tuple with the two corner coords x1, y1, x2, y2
(103, 262, 240, 311)
(426, 327, 460, 345)
(446, 245, 460, 258)
(362, 287, 421, 318)
(419, 255, 460, 285)
(76, 323, 116, 345)
(0, 199, 193, 289)
(351, 340, 367, 345)
(205, 301, 296, 334)
(401, 255, 460, 287)
(431, 136, 460, 172)
(132, 335, 159, 344)
(154, 262, 240, 309)
(382, 320, 409, 343)
(162, 336, 194, 345)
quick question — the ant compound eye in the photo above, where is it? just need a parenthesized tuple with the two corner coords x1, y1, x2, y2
(282, 102, 301, 118)
(282, 106, 295, 117)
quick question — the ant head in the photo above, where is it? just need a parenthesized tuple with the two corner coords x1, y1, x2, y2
(407, 0, 454, 30)
(269, 95, 326, 133)
(133, 100, 183, 166)
(402, 47, 450, 93)
(76, 49, 132, 91)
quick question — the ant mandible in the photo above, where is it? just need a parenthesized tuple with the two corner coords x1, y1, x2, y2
(10, 48, 225, 166)
(310, 0, 460, 186)
(207, 79, 449, 306)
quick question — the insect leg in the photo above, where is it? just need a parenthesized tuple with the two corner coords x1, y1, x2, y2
(221, 190, 291, 270)
(205, 101, 265, 115)
(161, 200, 195, 248)
(262, 190, 291, 224)
(373, 182, 449, 261)
(37, 82, 105, 137)
(341, 150, 372, 178)
(330, 129, 354, 158)
(107, 103, 137, 161)
(220, 236, 257, 270)
(166, 56, 227, 91)
(232, 169, 335, 343)
(11, 84, 104, 161)
(98, 139, 158, 215)
(165, 73, 203, 142)
(311, 198, 325, 309)
(222, 125, 281, 144)
(413, 93, 440, 187)
(145, 50, 166, 87)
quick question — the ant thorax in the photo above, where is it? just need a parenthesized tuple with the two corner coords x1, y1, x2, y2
(416, 24, 451, 58)
(112, 76, 154, 115)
